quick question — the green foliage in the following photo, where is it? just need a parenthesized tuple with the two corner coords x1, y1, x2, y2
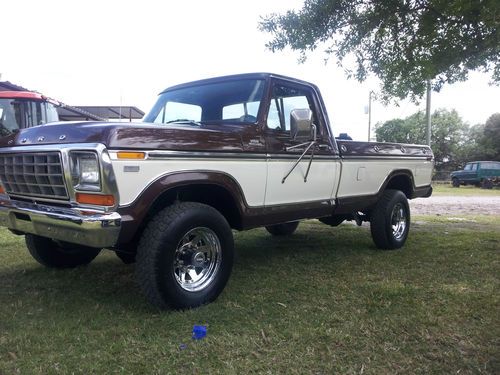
(260, 0, 500, 102)
(375, 109, 470, 169)
(482, 113, 500, 159)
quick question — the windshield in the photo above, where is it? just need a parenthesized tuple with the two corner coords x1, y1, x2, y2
(0, 99, 59, 136)
(0, 99, 23, 136)
(144, 79, 265, 125)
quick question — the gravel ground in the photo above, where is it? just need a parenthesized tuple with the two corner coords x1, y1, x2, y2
(410, 195, 500, 216)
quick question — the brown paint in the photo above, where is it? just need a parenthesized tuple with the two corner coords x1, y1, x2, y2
(117, 171, 248, 243)
(337, 140, 433, 159)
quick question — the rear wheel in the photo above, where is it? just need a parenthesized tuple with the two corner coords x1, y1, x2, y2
(135, 202, 234, 310)
(370, 190, 410, 250)
(25, 235, 101, 268)
(265, 221, 299, 236)
(481, 179, 493, 189)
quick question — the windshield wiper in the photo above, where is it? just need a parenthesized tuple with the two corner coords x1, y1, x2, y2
(165, 119, 201, 126)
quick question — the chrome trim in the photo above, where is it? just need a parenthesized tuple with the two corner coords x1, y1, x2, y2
(0, 152, 68, 200)
(0, 198, 121, 248)
(0, 144, 120, 212)
(267, 153, 339, 161)
(340, 156, 432, 161)
(134, 150, 268, 160)
(173, 227, 222, 292)
(109, 150, 339, 161)
(391, 202, 407, 240)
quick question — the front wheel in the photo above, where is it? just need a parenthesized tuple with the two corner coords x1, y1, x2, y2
(370, 190, 410, 250)
(135, 202, 234, 310)
(25, 235, 101, 268)
(452, 178, 460, 187)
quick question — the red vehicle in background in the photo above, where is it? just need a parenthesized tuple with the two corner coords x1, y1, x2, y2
(0, 91, 59, 136)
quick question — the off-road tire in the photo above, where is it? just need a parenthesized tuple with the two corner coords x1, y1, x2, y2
(25, 235, 101, 268)
(452, 178, 460, 187)
(265, 221, 300, 236)
(135, 202, 234, 310)
(370, 190, 410, 250)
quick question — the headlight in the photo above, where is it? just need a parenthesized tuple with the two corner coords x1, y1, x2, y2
(70, 152, 101, 191)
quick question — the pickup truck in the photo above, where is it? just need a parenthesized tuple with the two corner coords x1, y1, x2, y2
(450, 161, 500, 189)
(0, 73, 434, 309)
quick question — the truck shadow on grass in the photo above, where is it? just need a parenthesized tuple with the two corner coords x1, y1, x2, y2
(0, 223, 376, 313)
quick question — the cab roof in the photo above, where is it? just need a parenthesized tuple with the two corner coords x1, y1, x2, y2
(161, 73, 318, 93)
(0, 91, 45, 100)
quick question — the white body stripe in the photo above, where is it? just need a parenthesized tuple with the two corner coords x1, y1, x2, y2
(110, 152, 433, 207)
(336, 159, 434, 198)
(265, 159, 340, 205)
(111, 158, 267, 207)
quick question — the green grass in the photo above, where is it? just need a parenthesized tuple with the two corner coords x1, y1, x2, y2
(432, 183, 500, 196)
(1, 217, 499, 374)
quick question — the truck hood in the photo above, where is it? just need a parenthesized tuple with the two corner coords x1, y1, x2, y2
(0, 121, 249, 152)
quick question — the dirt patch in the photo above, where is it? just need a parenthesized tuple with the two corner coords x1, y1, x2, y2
(410, 196, 500, 216)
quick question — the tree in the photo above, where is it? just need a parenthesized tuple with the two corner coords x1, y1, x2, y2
(481, 113, 500, 159)
(260, 0, 500, 102)
(375, 109, 470, 169)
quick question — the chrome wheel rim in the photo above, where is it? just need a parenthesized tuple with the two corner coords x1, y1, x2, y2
(173, 227, 222, 292)
(391, 203, 407, 240)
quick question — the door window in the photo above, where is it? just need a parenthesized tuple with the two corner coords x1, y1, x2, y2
(267, 84, 316, 133)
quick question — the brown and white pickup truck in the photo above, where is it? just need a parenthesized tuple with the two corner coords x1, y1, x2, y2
(0, 73, 433, 309)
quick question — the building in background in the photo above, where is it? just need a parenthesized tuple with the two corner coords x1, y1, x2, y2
(0, 81, 144, 126)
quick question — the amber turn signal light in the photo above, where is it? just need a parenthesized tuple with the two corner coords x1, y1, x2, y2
(117, 152, 145, 159)
(0, 185, 5, 194)
(76, 193, 115, 206)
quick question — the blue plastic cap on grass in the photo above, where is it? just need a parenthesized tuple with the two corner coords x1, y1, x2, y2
(192, 325, 207, 340)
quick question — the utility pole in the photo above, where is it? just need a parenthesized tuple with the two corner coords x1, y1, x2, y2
(368, 90, 373, 141)
(425, 80, 431, 146)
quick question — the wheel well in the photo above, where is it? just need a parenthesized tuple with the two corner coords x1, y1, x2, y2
(385, 174, 413, 198)
(145, 184, 242, 230)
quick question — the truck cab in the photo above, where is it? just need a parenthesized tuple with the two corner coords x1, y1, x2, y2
(0, 91, 59, 136)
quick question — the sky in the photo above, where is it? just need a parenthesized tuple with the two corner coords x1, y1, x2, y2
(1, 0, 499, 141)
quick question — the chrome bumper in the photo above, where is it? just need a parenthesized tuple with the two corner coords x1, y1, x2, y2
(0, 199, 121, 248)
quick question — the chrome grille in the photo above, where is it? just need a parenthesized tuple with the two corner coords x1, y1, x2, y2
(0, 152, 68, 200)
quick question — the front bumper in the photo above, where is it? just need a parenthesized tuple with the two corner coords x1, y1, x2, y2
(0, 198, 121, 248)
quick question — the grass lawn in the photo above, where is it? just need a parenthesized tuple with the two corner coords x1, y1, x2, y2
(432, 183, 500, 196)
(0, 216, 499, 374)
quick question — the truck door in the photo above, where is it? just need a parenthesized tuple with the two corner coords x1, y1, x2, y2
(263, 79, 340, 206)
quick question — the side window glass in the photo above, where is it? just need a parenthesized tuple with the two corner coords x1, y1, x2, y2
(464, 164, 472, 171)
(471, 163, 478, 171)
(46, 103, 59, 123)
(36, 102, 45, 125)
(267, 84, 315, 132)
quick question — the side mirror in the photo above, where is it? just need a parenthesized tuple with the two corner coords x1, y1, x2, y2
(290, 108, 314, 140)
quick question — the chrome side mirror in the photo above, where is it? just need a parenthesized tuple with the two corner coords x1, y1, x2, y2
(290, 108, 313, 140)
